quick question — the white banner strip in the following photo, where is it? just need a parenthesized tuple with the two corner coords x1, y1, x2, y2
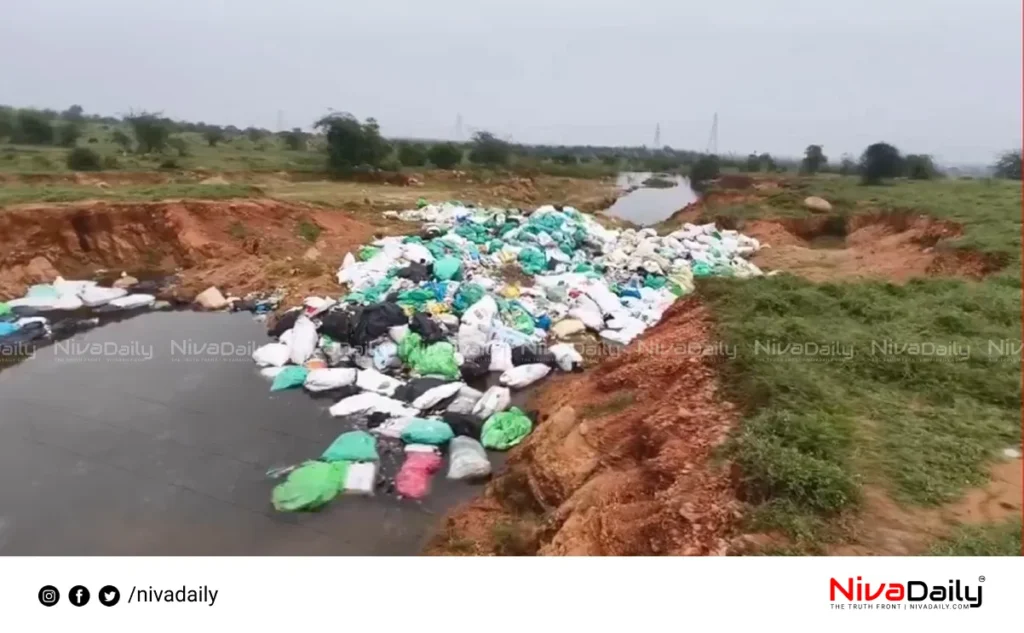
(2, 556, 1020, 630)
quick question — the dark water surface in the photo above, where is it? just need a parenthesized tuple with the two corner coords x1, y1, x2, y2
(0, 311, 497, 555)
(605, 172, 699, 226)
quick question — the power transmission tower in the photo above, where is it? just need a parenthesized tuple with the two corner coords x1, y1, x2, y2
(653, 123, 661, 147)
(705, 113, 718, 154)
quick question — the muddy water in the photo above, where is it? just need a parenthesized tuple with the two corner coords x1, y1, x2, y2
(606, 172, 698, 226)
(0, 311, 504, 555)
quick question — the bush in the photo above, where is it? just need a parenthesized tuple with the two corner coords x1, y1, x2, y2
(904, 154, 939, 180)
(102, 155, 120, 169)
(65, 147, 102, 171)
(379, 154, 402, 172)
(800, 144, 827, 174)
(126, 112, 170, 154)
(744, 153, 761, 172)
(57, 122, 82, 147)
(838, 155, 857, 176)
(468, 131, 510, 166)
(993, 150, 1021, 180)
(397, 142, 428, 167)
(169, 137, 190, 157)
(859, 142, 903, 184)
(688, 154, 721, 185)
(111, 129, 133, 152)
(13, 110, 54, 145)
(0, 107, 13, 139)
(203, 128, 225, 147)
(314, 112, 391, 173)
(87, 137, 98, 143)
(427, 142, 462, 169)
(159, 157, 180, 169)
(282, 128, 305, 151)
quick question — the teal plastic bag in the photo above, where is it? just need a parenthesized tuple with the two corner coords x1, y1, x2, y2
(433, 256, 462, 281)
(644, 275, 668, 290)
(397, 288, 434, 311)
(452, 283, 485, 314)
(481, 407, 532, 450)
(271, 366, 309, 392)
(322, 431, 378, 462)
(691, 262, 713, 278)
(26, 284, 58, 299)
(400, 418, 454, 445)
(271, 461, 348, 512)
(518, 247, 546, 275)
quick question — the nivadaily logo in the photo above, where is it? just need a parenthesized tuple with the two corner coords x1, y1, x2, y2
(830, 576, 984, 610)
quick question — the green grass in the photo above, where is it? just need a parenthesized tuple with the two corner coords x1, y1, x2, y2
(0, 183, 260, 206)
(697, 175, 1022, 548)
(928, 519, 1021, 556)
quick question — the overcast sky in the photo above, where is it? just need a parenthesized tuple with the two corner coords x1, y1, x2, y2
(1, 0, 1019, 163)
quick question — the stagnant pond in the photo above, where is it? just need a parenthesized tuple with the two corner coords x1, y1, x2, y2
(0, 310, 505, 555)
(605, 172, 699, 226)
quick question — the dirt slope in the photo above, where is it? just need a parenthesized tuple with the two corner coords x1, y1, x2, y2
(428, 298, 741, 556)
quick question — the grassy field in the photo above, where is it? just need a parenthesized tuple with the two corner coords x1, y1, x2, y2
(695, 176, 1021, 551)
(0, 183, 260, 207)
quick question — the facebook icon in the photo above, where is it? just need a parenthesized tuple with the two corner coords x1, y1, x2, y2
(69, 586, 90, 607)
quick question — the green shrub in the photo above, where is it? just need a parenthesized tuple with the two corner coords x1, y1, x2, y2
(14, 110, 55, 145)
(314, 112, 391, 173)
(56, 122, 81, 147)
(427, 142, 462, 169)
(468, 131, 510, 166)
(397, 142, 428, 167)
(66, 147, 102, 171)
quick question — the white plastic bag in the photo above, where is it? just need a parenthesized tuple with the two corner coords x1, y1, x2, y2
(402, 242, 435, 265)
(499, 364, 551, 389)
(77, 286, 127, 307)
(304, 368, 358, 392)
(412, 381, 465, 410)
(330, 392, 418, 418)
(252, 342, 291, 367)
(372, 341, 400, 371)
(447, 437, 492, 480)
(109, 294, 155, 310)
(370, 416, 416, 439)
(472, 386, 511, 419)
(356, 368, 404, 396)
(457, 324, 489, 360)
(446, 394, 481, 416)
(488, 341, 514, 372)
(344, 462, 377, 495)
(288, 315, 318, 365)
(388, 325, 410, 344)
(259, 367, 285, 380)
(549, 343, 584, 372)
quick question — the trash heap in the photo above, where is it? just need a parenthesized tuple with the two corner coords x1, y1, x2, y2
(255, 202, 763, 511)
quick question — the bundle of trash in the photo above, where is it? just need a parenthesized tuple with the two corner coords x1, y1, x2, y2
(258, 202, 764, 511)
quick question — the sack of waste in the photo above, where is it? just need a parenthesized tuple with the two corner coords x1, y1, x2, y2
(304, 367, 358, 392)
(371, 340, 400, 371)
(499, 363, 551, 388)
(322, 430, 379, 462)
(396, 448, 443, 499)
(288, 315, 319, 365)
(356, 368, 404, 396)
(447, 436, 491, 480)
(194, 286, 229, 310)
(271, 460, 348, 512)
(481, 407, 533, 450)
(472, 386, 511, 419)
(253, 342, 290, 367)
(271, 366, 309, 392)
(109, 294, 155, 310)
(344, 462, 377, 495)
(410, 341, 460, 380)
(330, 392, 419, 418)
(78, 286, 127, 308)
(549, 343, 584, 371)
(400, 418, 454, 445)
(412, 381, 465, 411)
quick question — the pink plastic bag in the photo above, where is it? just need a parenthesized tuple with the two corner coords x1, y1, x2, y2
(396, 452, 443, 499)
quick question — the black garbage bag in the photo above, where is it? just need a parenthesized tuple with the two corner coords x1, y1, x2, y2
(409, 312, 446, 344)
(352, 302, 407, 346)
(459, 353, 491, 381)
(319, 307, 361, 344)
(267, 308, 300, 338)
(304, 384, 362, 402)
(0, 321, 48, 344)
(396, 262, 432, 283)
(232, 299, 257, 313)
(393, 376, 451, 403)
(442, 411, 484, 440)
(511, 345, 557, 367)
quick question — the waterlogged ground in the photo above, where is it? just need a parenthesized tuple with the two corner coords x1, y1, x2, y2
(0, 311, 496, 555)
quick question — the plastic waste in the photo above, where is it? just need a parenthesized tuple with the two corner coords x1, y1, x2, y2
(288, 315, 318, 365)
(329, 392, 419, 418)
(322, 430, 378, 462)
(401, 418, 454, 445)
(78, 286, 127, 307)
(472, 386, 511, 419)
(356, 368, 404, 396)
(433, 256, 462, 281)
(396, 449, 442, 499)
(447, 437, 492, 480)
(412, 381, 465, 410)
(303, 367, 358, 392)
(252, 342, 291, 367)
(551, 318, 585, 339)
(488, 341, 514, 372)
(271, 366, 309, 392)
(195, 286, 229, 310)
(549, 343, 584, 371)
(372, 341, 400, 371)
(499, 364, 551, 388)
(108, 294, 155, 310)
(410, 341, 460, 380)
(481, 407, 533, 450)
(271, 460, 347, 512)
(344, 462, 377, 495)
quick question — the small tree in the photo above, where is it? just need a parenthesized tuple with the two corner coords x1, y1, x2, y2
(904, 154, 939, 180)
(169, 137, 190, 157)
(282, 128, 306, 151)
(397, 142, 428, 167)
(744, 153, 761, 172)
(993, 150, 1022, 180)
(688, 154, 720, 185)
(111, 129, 134, 153)
(427, 142, 462, 169)
(801, 144, 827, 174)
(126, 112, 170, 154)
(62, 104, 85, 121)
(245, 127, 266, 143)
(468, 131, 510, 166)
(838, 154, 857, 176)
(758, 152, 776, 172)
(66, 147, 102, 171)
(314, 112, 391, 173)
(14, 110, 55, 145)
(203, 128, 225, 147)
(859, 142, 903, 184)
(56, 122, 82, 147)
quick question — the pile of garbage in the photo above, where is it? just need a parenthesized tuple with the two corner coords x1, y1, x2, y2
(255, 202, 763, 511)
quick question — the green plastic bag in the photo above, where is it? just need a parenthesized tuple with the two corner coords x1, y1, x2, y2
(271, 366, 309, 392)
(411, 341, 460, 379)
(397, 288, 434, 311)
(398, 331, 424, 363)
(503, 301, 535, 334)
(518, 247, 546, 275)
(691, 262, 713, 277)
(416, 197, 428, 208)
(322, 431, 378, 462)
(574, 263, 595, 273)
(400, 418, 454, 445)
(452, 283, 485, 314)
(271, 461, 348, 512)
(433, 256, 462, 281)
(358, 245, 381, 261)
(481, 407, 532, 450)
(644, 275, 668, 290)
(0, 302, 10, 317)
